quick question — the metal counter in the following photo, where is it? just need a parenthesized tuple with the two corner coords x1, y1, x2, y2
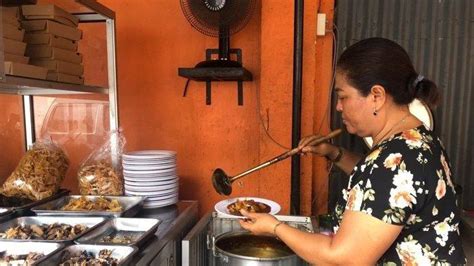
(132, 200, 198, 265)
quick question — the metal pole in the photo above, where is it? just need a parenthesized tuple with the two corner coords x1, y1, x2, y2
(22, 95, 35, 150)
(291, 0, 304, 215)
(106, 18, 119, 131)
(106, 18, 120, 167)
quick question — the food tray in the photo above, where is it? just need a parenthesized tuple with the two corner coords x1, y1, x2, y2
(0, 208, 15, 223)
(0, 216, 106, 243)
(0, 189, 69, 216)
(38, 244, 137, 266)
(31, 195, 145, 217)
(0, 241, 63, 265)
(76, 217, 161, 247)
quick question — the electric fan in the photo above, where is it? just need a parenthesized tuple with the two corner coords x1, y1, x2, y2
(178, 0, 257, 105)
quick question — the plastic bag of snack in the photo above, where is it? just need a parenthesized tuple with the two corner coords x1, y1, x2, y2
(1, 139, 69, 201)
(78, 130, 125, 195)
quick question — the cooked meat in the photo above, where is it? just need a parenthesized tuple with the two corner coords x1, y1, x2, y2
(0, 223, 88, 241)
(227, 199, 271, 216)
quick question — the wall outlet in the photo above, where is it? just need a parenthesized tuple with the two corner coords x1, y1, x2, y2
(317, 13, 326, 36)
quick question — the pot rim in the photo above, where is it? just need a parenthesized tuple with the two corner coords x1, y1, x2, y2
(214, 231, 297, 261)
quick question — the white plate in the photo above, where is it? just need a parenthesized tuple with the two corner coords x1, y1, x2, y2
(122, 158, 176, 164)
(145, 192, 179, 202)
(124, 175, 177, 182)
(142, 197, 178, 209)
(124, 178, 178, 186)
(125, 182, 178, 192)
(214, 197, 281, 218)
(125, 187, 179, 196)
(124, 169, 176, 175)
(123, 164, 176, 171)
(123, 158, 175, 164)
(123, 150, 176, 160)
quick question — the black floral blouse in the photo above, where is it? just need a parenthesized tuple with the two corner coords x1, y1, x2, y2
(332, 125, 466, 265)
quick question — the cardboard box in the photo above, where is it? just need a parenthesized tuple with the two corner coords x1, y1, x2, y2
(22, 4, 79, 27)
(3, 38, 27, 56)
(4, 53, 29, 64)
(46, 72, 83, 84)
(3, 23, 25, 41)
(3, 16, 20, 27)
(4, 61, 47, 79)
(2, 0, 37, 5)
(26, 45, 82, 63)
(30, 59, 83, 76)
(25, 33, 77, 51)
(21, 20, 82, 41)
(2, 7, 19, 21)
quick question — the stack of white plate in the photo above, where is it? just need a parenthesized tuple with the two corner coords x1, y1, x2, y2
(122, 150, 178, 209)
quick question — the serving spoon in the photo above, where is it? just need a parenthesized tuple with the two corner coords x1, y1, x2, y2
(212, 129, 342, 195)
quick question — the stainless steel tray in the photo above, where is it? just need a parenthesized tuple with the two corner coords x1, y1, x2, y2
(0, 189, 69, 216)
(38, 244, 137, 266)
(0, 216, 107, 243)
(31, 195, 145, 217)
(0, 208, 15, 224)
(0, 241, 63, 265)
(76, 217, 161, 247)
(0, 208, 11, 215)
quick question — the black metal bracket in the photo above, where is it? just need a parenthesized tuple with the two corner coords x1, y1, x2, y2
(178, 48, 252, 106)
(206, 49, 244, 105)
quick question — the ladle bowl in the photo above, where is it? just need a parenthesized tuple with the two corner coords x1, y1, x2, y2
(212, 168, 232, 195)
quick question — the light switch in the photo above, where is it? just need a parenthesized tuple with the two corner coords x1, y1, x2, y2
(317, 13, 326, 36)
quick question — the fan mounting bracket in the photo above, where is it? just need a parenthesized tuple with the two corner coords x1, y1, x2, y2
(179, 48, 252, 106)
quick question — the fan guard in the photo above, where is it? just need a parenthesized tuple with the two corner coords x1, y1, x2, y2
(180, 0, 256, 37)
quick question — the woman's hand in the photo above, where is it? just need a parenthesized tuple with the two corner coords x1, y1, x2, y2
(239, 209, 280, 236)
(297, 134, 335, 157)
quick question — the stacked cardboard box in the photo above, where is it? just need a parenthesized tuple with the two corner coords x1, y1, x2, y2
(2, 6, 48, 79)
(21, 4, 84, 84)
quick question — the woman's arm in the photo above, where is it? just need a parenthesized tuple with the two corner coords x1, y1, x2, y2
(324, 145, 362, 175)
(240, 210, 402, 265)
(298, 135, 362, 175)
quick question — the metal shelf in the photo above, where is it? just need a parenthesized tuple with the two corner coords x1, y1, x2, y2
(0, 0, 119, 148)
(0, 75, 108, 95)
(178, 67, 253, 81)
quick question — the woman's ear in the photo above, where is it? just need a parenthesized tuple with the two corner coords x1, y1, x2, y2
(370, 85, 386, 115)
(370, 85, 386, 104)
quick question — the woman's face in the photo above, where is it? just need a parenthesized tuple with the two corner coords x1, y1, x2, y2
(335, 71, 375, 137)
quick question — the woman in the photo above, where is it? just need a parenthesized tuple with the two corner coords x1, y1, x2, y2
(239, 38, 466, 265)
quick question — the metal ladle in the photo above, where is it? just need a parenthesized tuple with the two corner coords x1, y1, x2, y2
(212, 129, 343, 195)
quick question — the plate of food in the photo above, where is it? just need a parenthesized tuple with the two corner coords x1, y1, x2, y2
(214, 197, 281, 218)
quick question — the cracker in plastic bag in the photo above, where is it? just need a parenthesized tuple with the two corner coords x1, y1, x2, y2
(1, 140, 69, 201)
(78, 130, 125, 195)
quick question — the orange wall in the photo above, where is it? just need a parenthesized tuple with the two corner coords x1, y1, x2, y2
(0, 0, 335, 216)
(98, 0, 335, 216)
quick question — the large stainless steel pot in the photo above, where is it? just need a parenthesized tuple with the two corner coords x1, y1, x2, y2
(214, 231, 299, 266)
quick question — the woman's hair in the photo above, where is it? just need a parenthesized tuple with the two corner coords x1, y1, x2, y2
(337, 37, 440, 109)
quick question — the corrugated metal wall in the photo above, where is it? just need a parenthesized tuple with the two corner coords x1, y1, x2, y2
(331, 0, 474, 209)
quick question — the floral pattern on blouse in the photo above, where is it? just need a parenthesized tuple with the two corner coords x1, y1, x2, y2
(332, 126, 466, 265)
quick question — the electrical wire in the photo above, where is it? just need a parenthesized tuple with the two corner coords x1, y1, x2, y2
(316, 25, 338, 135)
(256, 20, 339, 152)
(255, 81, 290, 150)
(311, 25, 339, 207)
